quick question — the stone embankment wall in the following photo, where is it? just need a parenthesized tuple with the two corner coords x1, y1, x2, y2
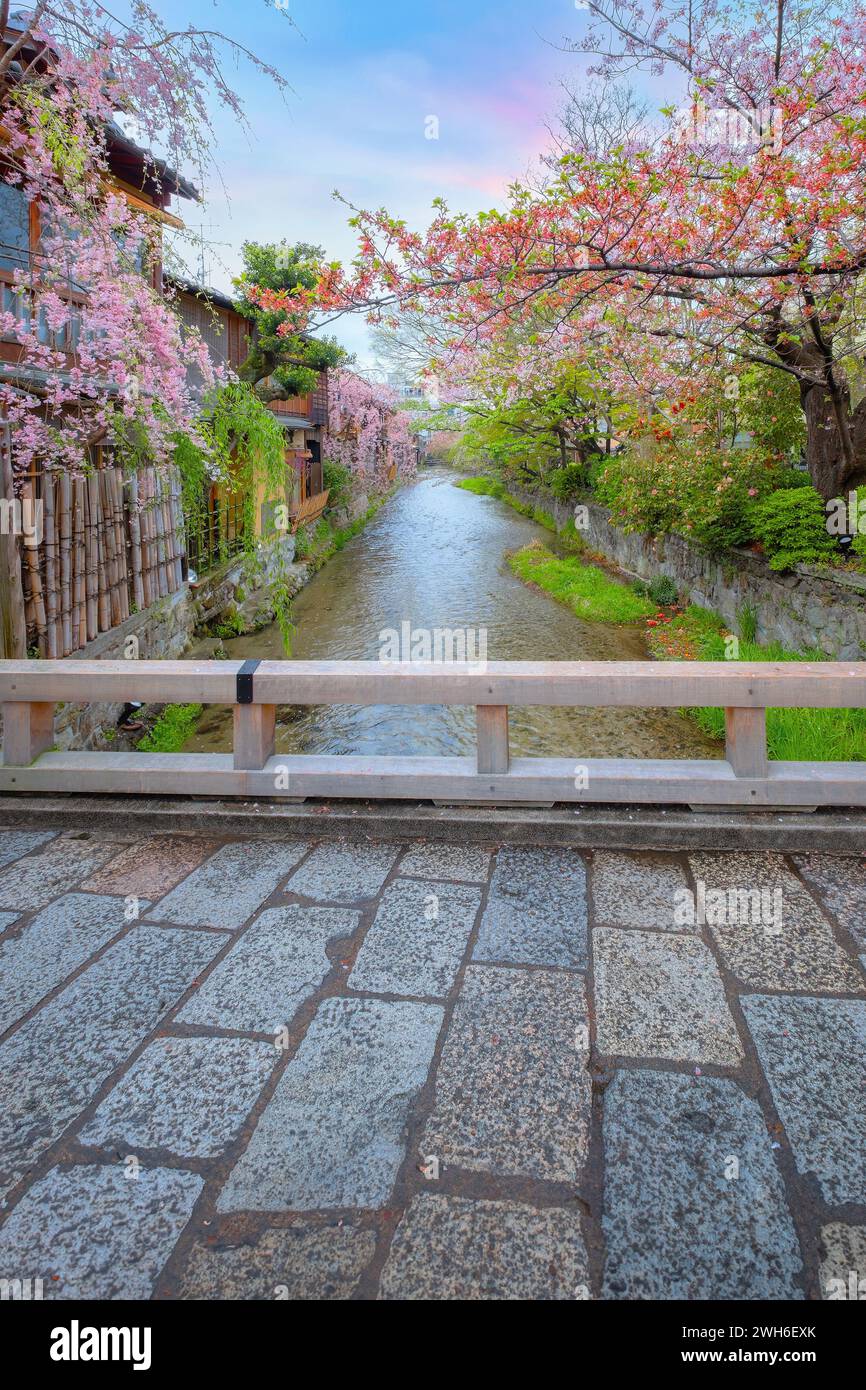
(509, 486, 866, 659)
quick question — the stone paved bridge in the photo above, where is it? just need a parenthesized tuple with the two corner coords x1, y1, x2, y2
(0, 824, 863, 1300)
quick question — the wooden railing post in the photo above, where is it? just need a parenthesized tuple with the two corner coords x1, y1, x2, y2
(233, 704, 276, 771)
(476, 704, 509, 774)
(2, 701, 54, 766)
(725, 707, 767, 778)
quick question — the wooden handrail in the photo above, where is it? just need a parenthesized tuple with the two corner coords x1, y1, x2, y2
(1, 657, 865, 808)
(1, 658, 865, 708)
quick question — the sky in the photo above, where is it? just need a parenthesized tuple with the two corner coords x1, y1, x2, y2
(146, 1, 637, 368)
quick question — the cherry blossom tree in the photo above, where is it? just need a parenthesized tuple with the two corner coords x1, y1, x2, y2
(0, 0, 290, 479)
(268, 1, 866, 498)
(325, 368, 416, 485)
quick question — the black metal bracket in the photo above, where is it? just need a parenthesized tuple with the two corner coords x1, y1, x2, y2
(236, 659, 261, 705)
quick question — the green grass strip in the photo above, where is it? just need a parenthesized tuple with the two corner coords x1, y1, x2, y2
(508, 542, 655, 624)
(648, 605, 866, 761)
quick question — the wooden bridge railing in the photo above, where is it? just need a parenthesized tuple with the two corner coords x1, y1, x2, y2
(1, 658, 865, 807)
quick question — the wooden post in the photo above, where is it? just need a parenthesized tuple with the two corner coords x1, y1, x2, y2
(2, 701, 54, 766)
(476, 704, 509, 774)
(233, 704, 276, 770)
(725, 707, 767, 778)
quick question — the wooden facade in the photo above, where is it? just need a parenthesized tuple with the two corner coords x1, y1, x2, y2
(0, 29, 195, 655)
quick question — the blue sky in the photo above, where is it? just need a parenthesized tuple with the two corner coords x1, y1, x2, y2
(149, 1, 618, 365)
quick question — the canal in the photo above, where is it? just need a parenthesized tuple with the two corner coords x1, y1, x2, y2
(185, 470, 720, 761)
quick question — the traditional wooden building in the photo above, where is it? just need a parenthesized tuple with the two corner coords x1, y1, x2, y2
(0, 15, 198, 657)
(169, 276, 331, 568)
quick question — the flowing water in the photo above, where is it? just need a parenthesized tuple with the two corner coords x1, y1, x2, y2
(185, 469, 719, 760)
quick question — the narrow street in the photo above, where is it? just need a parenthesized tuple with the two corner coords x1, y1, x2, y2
(0, 825, 862, 1299)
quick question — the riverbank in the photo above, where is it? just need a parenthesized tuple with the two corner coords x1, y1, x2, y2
(456, 472, 865, 762)
(645, 605, 866, 761)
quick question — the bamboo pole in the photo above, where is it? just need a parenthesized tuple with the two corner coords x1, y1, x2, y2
(112, 467, 129, 621)
(141, 468, 154, 605)
(88, 471, 107, 633)
(42, 466, 58, 658)
(127, 471, 144, 612)
(21, 479, 47, 654)
(73, 476, 86, 650)
(59, 469, 72, 655)
(84, 473, 98, 641)
(98, 468, 119, 628)
(0, 425, 27, 659)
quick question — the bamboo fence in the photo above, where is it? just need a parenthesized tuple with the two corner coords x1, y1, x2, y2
(20, 455, 186, 657)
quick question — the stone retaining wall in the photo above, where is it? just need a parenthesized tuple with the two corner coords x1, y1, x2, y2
(508, 486, 866, 659)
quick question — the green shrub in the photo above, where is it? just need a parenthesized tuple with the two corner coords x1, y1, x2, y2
(293, 525, 311, 559)
(750, 487, 836, 571)
(138, 704, 203, 753)
(648, 574, 679, 606)
(548, 464, 585, 501)
(323, 459, 353, 510)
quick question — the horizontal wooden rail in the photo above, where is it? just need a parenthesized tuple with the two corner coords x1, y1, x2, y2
(1, 658, 865, 809)
(2, 658, 866, 708)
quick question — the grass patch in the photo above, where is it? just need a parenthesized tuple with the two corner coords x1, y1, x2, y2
(455, 476, 504, 497)
(137, 703, 204, 753)
(508, 541, 656, 624)
(646, 605, 866, 761)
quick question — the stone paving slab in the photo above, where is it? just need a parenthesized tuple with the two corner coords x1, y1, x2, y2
(348, 878, 482, 998)
(81, 835, 222, 900)
(217, 996, 443, 1212)
(818, 1223, 866, 1300)
(708, 911, 864, 994)
(688, 850, 803, 891)
(591, 851, 695, 931)
(147, 841, 308, 930)
(178, 904, 358, 1034)
(0, 835, 120, 912)
(0, 925, 224, 1199)
(422, 964, 591, 1182)
(79, 1036, 276, 1158)
(741, 994, 866, 1206)
(594, 928, 743, 1065)
(379, 1194, 590, 1300)
(602, 1070, 804, 1299)
(0, 828, 57, 869)
(0, 1163, 202, 1299)
(472, 846, 588, 968)
(284, 841, 400, 902)
(398, 842, 492, 883)
(177, 1226, 376, 1300)
(0, 826, 862, 1302)
(793, 854, 866, 949)
(0, 893, 140, 1036)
